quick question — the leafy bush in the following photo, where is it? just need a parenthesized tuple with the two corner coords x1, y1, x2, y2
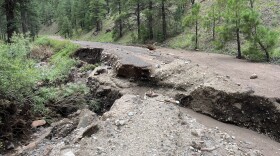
(0, 35, 40, 101)
(272, 47, 280, 58)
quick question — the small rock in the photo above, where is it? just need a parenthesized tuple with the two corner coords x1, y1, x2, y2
(128, 112, 134, 116)
(62, 151, 75, 156)
(77, 109, 97, 129)
(119, 120, 126, 126)
(250, 74, 258, 79)
(145, 90, 158, 98)
(75, 124, 99, 141)
(191, 130, 199, 137)
(5, 141, 15, 150)
(31, 120, 46, 128)
(115, 120, 126, 126)
(43, 146, 53, 156)
(94, 68, 107, 75)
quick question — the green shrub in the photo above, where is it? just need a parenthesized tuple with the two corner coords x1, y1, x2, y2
(88, 99, 102, 112)
(272, 47, 280, 58)
(0, 35, 40, 101)
(80, 64, 98, 72)
(243, 41, 266, 62)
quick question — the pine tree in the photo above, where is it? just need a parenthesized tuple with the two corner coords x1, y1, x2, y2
(241, 0, 278, 62)
(89, 0, 107, 32)
(111, 0, 126, 39)
(1, 0, 17, 43)
(61, 16, 72, 38)
(221, 0, 248, 59)
(184, 1, 201, 50)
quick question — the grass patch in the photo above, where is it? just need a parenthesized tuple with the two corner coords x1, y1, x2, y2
(91, 32, 114, 42)
(34, 37, 80, 82)
(167, 33, 193, 49)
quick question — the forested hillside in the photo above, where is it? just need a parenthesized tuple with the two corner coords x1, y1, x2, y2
(0, 0, 280, 61)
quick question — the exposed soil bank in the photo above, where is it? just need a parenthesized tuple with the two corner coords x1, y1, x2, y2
(74, 48, 103, 64)
(176, 87, 280, 142)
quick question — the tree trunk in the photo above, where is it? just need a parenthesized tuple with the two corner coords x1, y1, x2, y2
(148, 1, 153, 40)
(249, 0, 254, 8)
(106, 0, 110, 14)
(236, 27, 242, 59)
(258, 41, 270, 62)
(96, 21, 100, 32)
(20, 1, 28, 35)
(212, 7, 215, 40)
(191, 0, 195, 5)
(118, 0, 123, 38)
(136, 2, 141, 39)
(5, 0, 17, 43)
(161, 0, 167, 40)
(195, 19, 198, 50)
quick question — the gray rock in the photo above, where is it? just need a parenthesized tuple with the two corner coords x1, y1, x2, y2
(250, 74, 258, 79)
(6, 141, 15, 150)
(128, 112, 135, 116)
(77, 109, 98, 129)
(62, 151, 75, 156)
(115, 119, 126, 126)
(191, 130, 199, 137)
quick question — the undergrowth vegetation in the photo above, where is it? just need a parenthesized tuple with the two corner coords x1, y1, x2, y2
(0, 35, 87, 152)
(0, 35, 39, 101)
(34, 37, 79, 82)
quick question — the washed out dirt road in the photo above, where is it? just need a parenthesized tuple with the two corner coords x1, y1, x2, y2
(27, 37, 279, 156)
(73, 40, 280, 98)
